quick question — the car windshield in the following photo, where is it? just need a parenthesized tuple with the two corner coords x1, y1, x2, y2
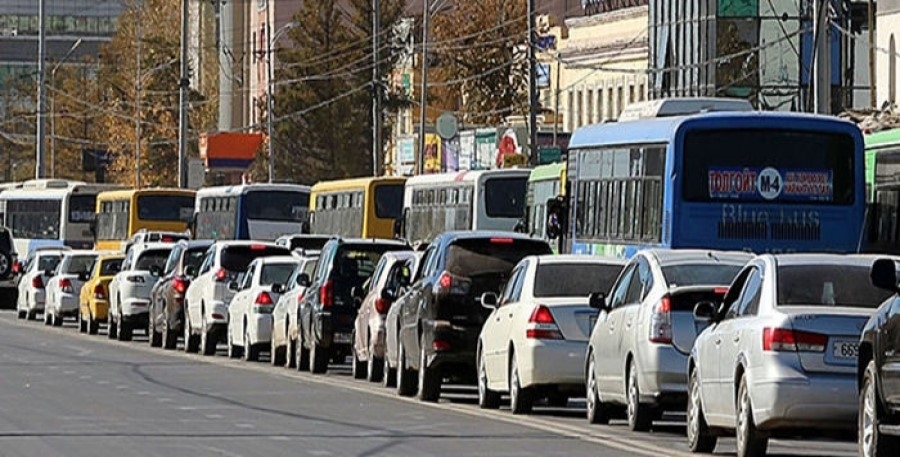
(777, 264, 894, 308)
(135, 249, 171, 271)
(533, 263, 623, 298)
(65, 255, 96, 274)
(260, 263, 296, 286)
(662, 263, 743, 287)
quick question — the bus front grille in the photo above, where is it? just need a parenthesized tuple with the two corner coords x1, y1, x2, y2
(717, 221, 767, 239)
(770, 222, 821, 241)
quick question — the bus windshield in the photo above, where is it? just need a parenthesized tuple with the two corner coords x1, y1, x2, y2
(484, 177, 527, 218)
(68, 195, 97, 223)
(683, 129, 855, 205)
(245, 191, 310, 221)
(137, 195, 195, 221)
(374, 184, 404, 219)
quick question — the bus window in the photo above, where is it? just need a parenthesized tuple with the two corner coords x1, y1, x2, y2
(68, 195, 97, 223)
(245, 191, 310, 221)
(483, 177, 527, 218)
(137, 195, 195, 221)
(374, 184, 403, 219)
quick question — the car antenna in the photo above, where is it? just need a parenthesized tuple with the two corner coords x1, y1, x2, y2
(707, 251, 720, 262)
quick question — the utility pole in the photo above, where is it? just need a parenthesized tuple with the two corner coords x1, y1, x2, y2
(36, 0, 47, 179)
(372, 0, 382, 177)
(868, 0, 876, 108)
(266, 0, 275, 183)
(417, 0, 428, 176)
(812, 0, 831, 114)
(527, 0, 539, 165)
(178, 0, 190, 188)
(135, 19, 143, 188)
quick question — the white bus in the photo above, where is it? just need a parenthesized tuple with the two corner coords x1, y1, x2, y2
(400, 168, 531, 243)
(193, 183, 313, 241)
(0, 179, 124, 255)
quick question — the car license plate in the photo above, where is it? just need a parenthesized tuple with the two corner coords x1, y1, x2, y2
(334, 332, 352, 344)
(832, 340, 859, 359)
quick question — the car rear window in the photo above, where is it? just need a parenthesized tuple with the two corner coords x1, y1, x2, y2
(135, 249, 171, 271)
(221, 245, 290, 272)
(184, 247, 208, 272)
(446, 238, 552, 277)
(662, 263, 743, 287)
(38, 255, 62, 272)
(100, 259, 123, 276)
(777, 264, 894, 308)
(65, 255, 96, 274)
(335, 245, 405, 280)
(261, 263, 296, 286)
(286, 236, 330, 251)
(534, 263, 623, 298)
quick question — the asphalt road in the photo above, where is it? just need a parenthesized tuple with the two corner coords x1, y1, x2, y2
(0, 311, 857, 457)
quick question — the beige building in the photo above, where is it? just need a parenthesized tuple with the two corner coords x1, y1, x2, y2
(878, 0, 900, 107)
(543, 4, 649, 133)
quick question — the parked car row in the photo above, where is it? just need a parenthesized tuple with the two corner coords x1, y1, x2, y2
(13, 230, 900, 457)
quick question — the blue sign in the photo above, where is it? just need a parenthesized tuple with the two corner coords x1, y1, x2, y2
(708, 167, 834, 202)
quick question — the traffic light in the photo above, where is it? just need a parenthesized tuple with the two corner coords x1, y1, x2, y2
(545, 195, 569, 239)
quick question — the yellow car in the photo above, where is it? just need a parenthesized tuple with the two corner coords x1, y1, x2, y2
(79, 253, 125, 335)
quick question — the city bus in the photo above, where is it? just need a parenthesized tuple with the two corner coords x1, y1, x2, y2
(0, 179, 124, 255)
(193, 183, 312, 241)
(566, 111, 866, 257)
(309, 176, 406, 239)
(524, 162, 566, 243)
(400, 168, 530, 244)
(94, 188, 196, 251)
(864, 128, 900, 253)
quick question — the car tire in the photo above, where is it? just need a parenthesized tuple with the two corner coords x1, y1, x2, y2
(0, 250, 12, 280)
(107, 313, 118, 339)
(52, 313, 63, 327)
(118, 317, 133, 342)
(477, 348, 501, 409)
(687, 367, 717, 453)
(586, 357, 610, 424)
(367, 355, 384, 383)
(228, 330, 242, 358)
(296, 334, 310, 372)
(382, 356, 397, 388)
(44, 311, 52, 326)
(736, 375, 767, 457)
(417, 344, 441, 403)
(351, 337, 366, 379)
(396, 343, 417, 397)
(271, 339, 286, 366)
(163, 322, 178, 350)
(17, 309, 26, 319)
(200, 318, 217, 356)
(310, 338, 329, 374)
(244, 330, 259, 362)
(184, 314, 200, 353)
(78, 312, 87, 333)
(509, 356, 533, 414)
(860, 360, 899, 457)
(149, 319, 162, 347)
(27, 309, 37, 321)
(286, 337, 296, 369)
(627, 359, 652, 432)
(88, 312, 99, 335)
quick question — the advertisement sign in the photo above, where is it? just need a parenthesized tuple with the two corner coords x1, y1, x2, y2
(707, 167, 833, 202)
(398, 138, 415, 176)
(459, 130, 475, 171)
(475, 129, 496, 170)
(423, 133, 442, 174)
(442, 137, 459, 172)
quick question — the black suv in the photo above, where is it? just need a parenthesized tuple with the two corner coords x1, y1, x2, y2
(297, 237, 410, 374)
(0, 225, 17, 308)
(148, 240, 214, 349)
(394, 231, 552, 402)
(860, 258, 900, 456)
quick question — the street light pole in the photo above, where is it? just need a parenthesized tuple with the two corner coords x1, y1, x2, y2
(178, 0, 190, 188)
(266, 21, 297, 183)
(417, 0, 429, 176)
(36, 0, 47, 179)
(135, 19, 143, 188)
(50, 38, 83, 178)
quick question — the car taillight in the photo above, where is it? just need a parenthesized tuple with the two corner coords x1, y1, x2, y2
(214, 268, 228, 282)
(526, 305, 563, 340)
(32, 276, 44, 289)
(649, 295, 672, 344)
(93, 284, 106, 300)
(433, 340, 451, 351)
(12, 262, 20, 274)
(59, 278, 74, 293)
(375, 297, 390, 314)
(436, 271, 469, 295)
(489, 237, 514, 244)
(320, 279, 333, 307)
(250, 244, 267, 251)
(173, 277, 188, 295)
(255, 292, 273, 305)
(763, 327, 827, 352)
(162, 236, 174, 242)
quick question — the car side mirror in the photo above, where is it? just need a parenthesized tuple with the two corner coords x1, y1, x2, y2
(271, 283, 285, 294)
(44, 269, 54, 277)
(149, 265, 162, 277)
(871, 258, 900, 292)
(382, 287, 396, 301)
(588, 292, 608, 311)
(480, 292, 499, 309)
(693, 301, 720, 323)
(78, 271, 90, 282)
(351, 286, 364, 299)
(228, 280, 240, 291)
(297, 273, 311, 288)
(184, 265, 198, 278)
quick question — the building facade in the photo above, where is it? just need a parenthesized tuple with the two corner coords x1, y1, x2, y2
(878, 0, 900, 107)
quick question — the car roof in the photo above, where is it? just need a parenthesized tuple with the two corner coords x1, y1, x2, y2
(765, 253, 888, 268)
(177, 239, 215, 249)
(254, 255, 301, 265)
(532, 254, 626, 266)
(96, 252, 125, 261)
(643, 249, 753, 266)
(61, 250, 100, 257)
(380, 250, 417, 262)
(131, 242, 175, 252)
(331, 238, 410, 247)
(437, 230, 542, 241)
(215, 240, 283, 249)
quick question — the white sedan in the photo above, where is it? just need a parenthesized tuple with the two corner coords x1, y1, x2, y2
(687, 254, 893, 457)
(477, 254, 625, 414)
(227, 256, 298, 362)
(107, 243, 173, 341)
(16, 248, 67, 321)
(44, 251, 98, 326)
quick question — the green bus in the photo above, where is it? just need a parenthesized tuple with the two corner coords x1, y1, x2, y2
(866, 128, 900, 253)
(524, 162, 566, 249)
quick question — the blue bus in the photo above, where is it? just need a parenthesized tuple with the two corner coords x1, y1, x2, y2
(566, 111, 865, 257)
(193, 183, 312, 241)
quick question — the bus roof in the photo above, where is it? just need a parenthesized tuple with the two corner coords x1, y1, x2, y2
(405, 168, 531, 187)
(0, 183, 124, 200)
(570, 111, 862, 149)
(528, 163, 565, 182)
(617, 97, 753, 121)
(196, 183, 311, 198)
(311, 176, 406, 193)
(96, 188, 196, 200)
(865, 128, 900, 150)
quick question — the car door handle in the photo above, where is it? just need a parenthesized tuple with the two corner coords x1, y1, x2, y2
(507, 313, 513, 318)
(733, 336, 740, 343)
(625, 319, 633, 328)
(715, 338, 722, 345)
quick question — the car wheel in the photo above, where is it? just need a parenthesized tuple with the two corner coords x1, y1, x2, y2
(310, 338, 329, 374)
(17, 309, 26, 319)
(687, 367, 717, 453)
(163, 322, 178, 350)
(477, 348, 500, 409)
(509, 356, 533, 414)
(286, 337, 296, 369)
(149, 318, 162, 347)
(200, 316, 217, 356)
(227, 328, 243, 358)
(271, 338, 286, 366)
(586, 357, 609, 424)
(107, 312, 118, 339)
(382, 355, 396, 388)
(417, 343, 441, 403)
(351, 335, 366, 379)
(88, 311, 99, 335)
(860, 360, 898, 457)
(78, 312, 87, 333)
(52, 312, 63, 327)
(627, 359, 652, 432)
(27, 309, 37, 321)
(396, 343, 417, 397)
(184, 314, 200, 353)
(367, 353, 384, 383)
(43, 311, 52, 326)
(736, 375, 767, 457)
(243, 330, 259, 362)
(118, 315, 133, 341)
(296, 334, 310, 371)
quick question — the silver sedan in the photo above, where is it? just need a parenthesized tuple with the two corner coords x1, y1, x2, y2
(687, 254, 894, 457)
